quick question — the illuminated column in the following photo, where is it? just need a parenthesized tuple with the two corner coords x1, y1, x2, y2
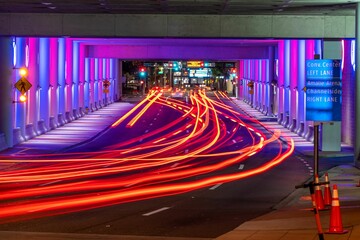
(79, 42, 85, 116)
(49, 38, 59, 129)
(255, 59, 260, 110)
(303, 39, 315, 139)
(267, 46, 274, 116)
(84, 58, 90, 113)
(58, 38, 66, 125)
(261, 60, 267, 114)
(89, 58, 95, 111)
(98, 58, 103, 107)
(109, 58, 115, 103)
(37, 37, 50, 134)
(342, 40, 355, 148)
(277, 40, 285, 124)
(94, 58, 99, 109)
(13, 37, 26, 143)
(72, 40, 80, 118)
(27, 38, 39, 137)
(356, 3, 360, 164)
(116, 59, 123, 101)
(296, 40, 306, 136)
(238, 60, 244, 100)
(289, 40, 298, 132)
(282, 40, 290, 127)
(65, 38, 74, 121)
(0, 37, 14, 149)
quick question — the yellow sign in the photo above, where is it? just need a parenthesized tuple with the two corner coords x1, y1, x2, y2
(103, 88, 109, 94)
(187, 61, 204, 68)
(15, 77, 32, 94)
(103, 79, 110, 88)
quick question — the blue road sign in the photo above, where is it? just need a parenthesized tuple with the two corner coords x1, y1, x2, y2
(305, 59, 342, 122)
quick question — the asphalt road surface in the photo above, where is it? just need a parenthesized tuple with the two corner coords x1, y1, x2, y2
(0, 91, 315, 238)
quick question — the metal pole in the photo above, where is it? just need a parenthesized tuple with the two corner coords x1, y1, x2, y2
(314, 123, 319, 180)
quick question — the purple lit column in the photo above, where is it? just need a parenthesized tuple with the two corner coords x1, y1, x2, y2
(282, 40, 290, 127)
(72, 41, 80, 118)
(94, 58, 99, 109)
(79, 43, 86, 116)
(84, 58, 90, 112)
(239, 60, 244, 100)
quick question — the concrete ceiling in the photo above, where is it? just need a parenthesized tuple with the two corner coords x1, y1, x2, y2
(0, 0, 358, 15)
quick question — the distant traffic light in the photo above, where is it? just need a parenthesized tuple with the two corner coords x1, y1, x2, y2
(231, 68, 237, 76)
(139, 67, 146, 77)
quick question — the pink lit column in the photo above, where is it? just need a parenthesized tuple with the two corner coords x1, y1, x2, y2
(65, 38, 74, 122)
(49, 38, 59, 129)
(26, 38, 39, 138)
(89, 58, 95, 111)
(277, 40, 285, 124)
(289, 40, 298, 132)
(304, 40, 315, 138)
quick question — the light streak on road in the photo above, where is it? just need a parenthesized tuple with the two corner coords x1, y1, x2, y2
(0, 89, 294, 223)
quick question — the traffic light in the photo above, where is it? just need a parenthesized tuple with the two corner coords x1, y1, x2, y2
(19, 94, 27, 102)
(139, 67, 146, 77)
(231, 68, 237, 76)
(19, 67, 28, 77)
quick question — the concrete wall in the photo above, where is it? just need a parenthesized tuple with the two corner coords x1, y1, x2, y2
(0, 13, 355, 38)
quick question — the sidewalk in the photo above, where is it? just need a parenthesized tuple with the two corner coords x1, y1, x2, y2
(216, 99, 360, 240)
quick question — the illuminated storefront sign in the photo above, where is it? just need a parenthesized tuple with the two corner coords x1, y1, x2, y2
(305, 59, 342, 121)
(187, 61, 204, 68)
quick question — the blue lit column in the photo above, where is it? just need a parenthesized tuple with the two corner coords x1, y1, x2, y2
(0, 37, 14, 149)
(14, 37, 26, 143)
(282, 40, 290, 127)
(116, 59, 122, 101)
(38, 38, 50, 134)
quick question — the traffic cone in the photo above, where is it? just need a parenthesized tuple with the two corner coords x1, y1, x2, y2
(314, 174, 325, 210)
(323, 173, 332, 206)
(326, 184, 348, 234)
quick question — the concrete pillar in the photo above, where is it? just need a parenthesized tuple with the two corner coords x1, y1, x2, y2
(321, 40, 342, 152)
(0, 37, 14, 149)
(356, 3, 360, 164)
(49, 38, 59, 129)
(38, 38, 50, 134)
(58, 38, 66, 125)
(296, 40, 306, 135)
(27, 38, 39, 137)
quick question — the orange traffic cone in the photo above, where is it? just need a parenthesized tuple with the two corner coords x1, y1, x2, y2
(314, 174, 325, 210)
(326, 184, 348, 234)
(323, 173, 332, 206)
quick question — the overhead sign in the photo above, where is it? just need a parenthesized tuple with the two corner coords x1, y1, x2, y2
(305, 59, 342, 122)
(15, 77, 32, 94)
(187, 61, 204, 68)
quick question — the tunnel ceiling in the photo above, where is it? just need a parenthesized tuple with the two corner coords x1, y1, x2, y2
(0, 0, 357, 15)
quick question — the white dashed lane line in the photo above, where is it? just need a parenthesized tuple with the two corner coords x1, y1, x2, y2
(209, 183, 222, 190)
(143, 207, 171, 216)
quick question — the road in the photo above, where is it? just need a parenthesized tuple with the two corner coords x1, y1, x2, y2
(0, 90, 313, 238)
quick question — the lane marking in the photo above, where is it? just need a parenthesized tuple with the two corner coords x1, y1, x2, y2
(145, 130, 149, 133)
(154, 118, 157, 120)
(209, 183, 222, 190)
(39, 180, 62, 187)
(232, 139, 237, 143)
(143, 207, 171, 216)
(239, 164, 245, 170)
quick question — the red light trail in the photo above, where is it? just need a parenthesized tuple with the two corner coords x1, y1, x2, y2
(0, 89, 294, 223)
